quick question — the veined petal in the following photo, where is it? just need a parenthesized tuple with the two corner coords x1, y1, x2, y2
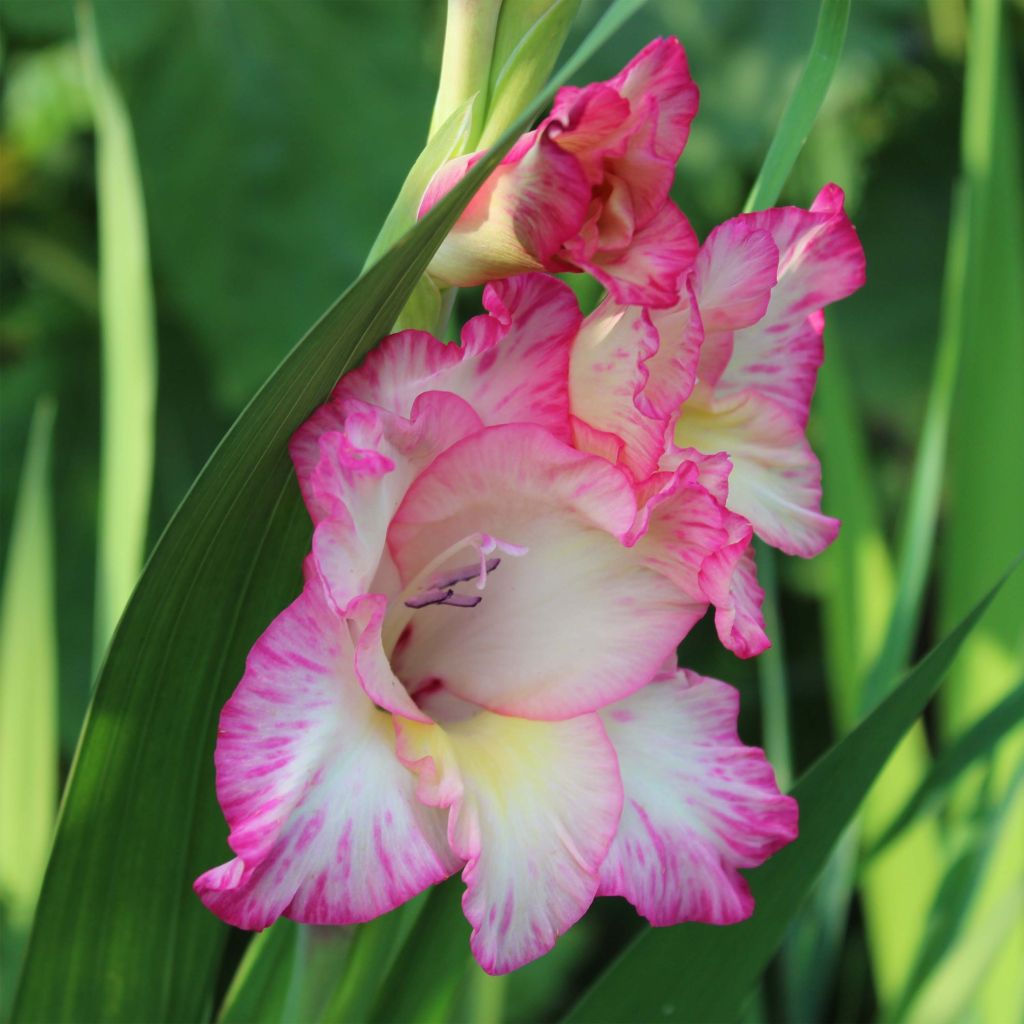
(336, 274, 581, 439)
(395, 703, 622, 974)
(194, 580, 459, 930)
(569, 201, 698, 309)
(301, 392, 484, 608)
(425, 134, 592, 288)
(677, 386, 839, 558)
(388, 424, 697, 719)
(570, 278, 703, 481)
(712, 185, 866, 426)
(599, 667, 797, 925)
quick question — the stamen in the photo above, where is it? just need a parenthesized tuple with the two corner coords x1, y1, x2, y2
(431, 557, 501, 591)
(440, 593, 482, 608)
(404, 588, 454, 609)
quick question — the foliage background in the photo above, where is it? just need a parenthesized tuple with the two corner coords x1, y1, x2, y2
(1, 1, 1021, 1021)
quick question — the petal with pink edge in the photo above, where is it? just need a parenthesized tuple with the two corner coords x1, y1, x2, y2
(336, 274, 581, 440)
(424, 134, 591, 288)
(387, 424, 699, 719)
(395, 701, 622, 974)
(570, 280, 703, 481)
(713, 185, 866, 425)
(677, 386, 839, 558)
(299, 393, 483, 608)
(599, 667, 797, 925)
(194, 580, 459, 930)
(569, 200, 698, 309)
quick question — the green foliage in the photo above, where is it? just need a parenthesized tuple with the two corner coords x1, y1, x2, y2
(0, 400, 58, 1017)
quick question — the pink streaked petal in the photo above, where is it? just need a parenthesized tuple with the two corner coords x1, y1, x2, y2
(609, 37, 700, 163)
(715, 185, 866, 426)
(677, 387, 840, 558)
(701, 527, 770, 659)
(388, 424, 696, 719)
(569, 301, 667, 482)
(395, 706, 622, 974)
(304, 393, 484, 607)
(194, 580, 459, 930)
(694, 221, 779, 334)
(599, 667, 797, 926)
(336, 274, 579, 439)
(570, 202, 698, 309)
(569, 280, 702, 481)
(425, 134, 592, 288)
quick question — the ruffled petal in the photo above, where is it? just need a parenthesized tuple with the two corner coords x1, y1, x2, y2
(194, 580, 459, 930)
(297, 392, 483, 607)
(395, 702, 622, 974)
(386, 424, 700, 719)
(336, 274, 580, 440)
(570, 279, 703, 481)
(424, 134, 592, 288)
(677, 386, 839, 557)
(568, 200, 698, 309)
(710, 185, 866, 426)
(599, 667, 797, 925)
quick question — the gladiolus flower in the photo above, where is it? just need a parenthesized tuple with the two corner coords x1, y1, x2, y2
(421, 38, 700, 308)
(569, 184, 866, 568)
(195, 274, 795, 973)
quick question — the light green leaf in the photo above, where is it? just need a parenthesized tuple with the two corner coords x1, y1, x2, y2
(867, 679, 1024, 860)
(0, 398, 58, 1017)
(77, 1, 158, 664)
(743, 0, 851, 212)
(564, 559, 1020, 1024)
(12, 3, 647, 1020)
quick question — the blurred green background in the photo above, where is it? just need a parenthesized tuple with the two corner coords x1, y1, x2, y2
(1, 1, 1021, 1022)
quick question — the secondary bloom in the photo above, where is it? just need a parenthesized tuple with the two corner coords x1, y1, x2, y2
(421, 38, 700, 308)
(569, 184, 866, 566)
(195, 274, 795, 973)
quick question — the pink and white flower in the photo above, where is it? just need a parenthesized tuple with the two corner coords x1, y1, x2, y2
(421, 38, 700, 308)
(569, 184, 866, 561)
(195, 273, 795, 973)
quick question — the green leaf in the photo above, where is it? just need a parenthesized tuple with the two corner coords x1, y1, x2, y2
(367, 881, 471, 1024)
(78, 1, 157, 664)
(12, 4, 647, 1021)
(867, 680, 1024, 860)
(216, 921, 298, 1024)
(743, 0, 851, 213)
(564, 558, 1020, 1024)
(0, 398, 58, 1017)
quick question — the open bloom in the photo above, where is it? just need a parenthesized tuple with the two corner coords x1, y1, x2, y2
(421, 38, 700, 307)
(569, 184, 866, 568)
(195, 274, 795, 973)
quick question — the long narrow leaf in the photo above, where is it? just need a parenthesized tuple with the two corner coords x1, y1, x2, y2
(867, 680, 1024, 860)
(77, 1, 158, 663)
(564, 560, 1020, 1024)
(12, 4, 646, 1021)
(0, 399, 58, 1016)
(743, 0, 851, 213)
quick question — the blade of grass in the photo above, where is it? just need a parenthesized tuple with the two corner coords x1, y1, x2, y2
(0, 399, 58, 1018)
(866, 680, 1024, 860)
(216, 921, 298, 1024)
(937, 0, 1024, 1014)
(12, 5, 648, 1020)
(564, 559, 1020, 1024)
(743, 0, 851, 213)
(77, 0, 157, 667)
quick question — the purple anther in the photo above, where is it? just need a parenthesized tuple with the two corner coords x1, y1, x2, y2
(440, 592, 483, 608)
(404, 587, 454, 609)
(430, 557, 501, 591)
